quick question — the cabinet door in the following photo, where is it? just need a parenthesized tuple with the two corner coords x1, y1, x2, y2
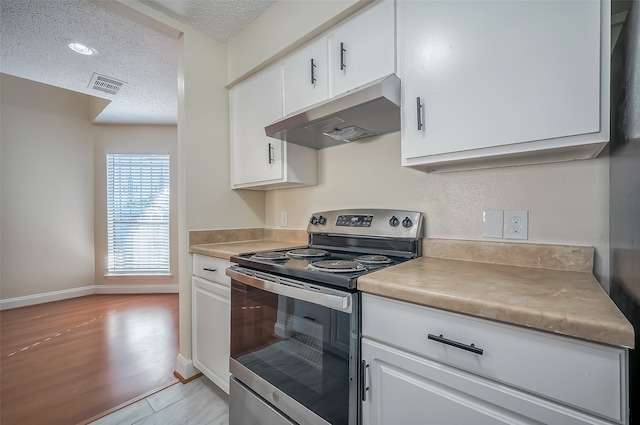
(362, 338, 616, 425)
(283, 37, 329, 115)
(400, 0, 604, 160)
(328, 0, 395, 97)
(362, 338, 531, 425)
(230, 65, 284, 186)
(192, 276, 231, 394)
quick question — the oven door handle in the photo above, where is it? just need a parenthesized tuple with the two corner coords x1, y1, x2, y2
(226, 267, 352, 313)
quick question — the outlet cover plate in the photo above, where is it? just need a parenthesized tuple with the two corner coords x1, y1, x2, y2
(482, 210, 504, 238)
(504, 210, 528, 240)
(280, 211, 288, 227)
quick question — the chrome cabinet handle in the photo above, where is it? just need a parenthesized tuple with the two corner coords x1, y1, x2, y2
(340, 42, 346, 70)
(360, 360, 370, 401)
(428, 333, 484, 355)
(203, 267, 217, 272)
(416, 97, 423, 131)
(267, 143, 274, 164)
(311, 58, 317, 84)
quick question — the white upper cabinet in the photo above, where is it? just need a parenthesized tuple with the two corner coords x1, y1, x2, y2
(230, 65, 318, 190)
(399, 0, 610, 172)
(281, 0, 396, 117)
(328, 0, 396, 97)
(283, 37, 329, 116)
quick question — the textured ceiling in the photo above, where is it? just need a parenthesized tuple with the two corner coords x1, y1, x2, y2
(0, 0, 274, 124)
(141, 0, 275, 42)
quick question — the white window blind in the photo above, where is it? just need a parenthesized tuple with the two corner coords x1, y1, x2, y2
(106, 154, 170, 275)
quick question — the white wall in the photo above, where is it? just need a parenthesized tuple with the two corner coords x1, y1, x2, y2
(265, 134, 610, 289)
(0, 74, 95, 299)
(93, 124, 179, 286)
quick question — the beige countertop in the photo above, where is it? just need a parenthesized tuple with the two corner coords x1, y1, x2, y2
(358, 256, 635, 348)
(189, 231, 633, 349)
(190, 240, 304, 260)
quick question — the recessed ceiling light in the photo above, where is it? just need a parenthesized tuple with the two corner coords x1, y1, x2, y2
(68, 42, 97, 56)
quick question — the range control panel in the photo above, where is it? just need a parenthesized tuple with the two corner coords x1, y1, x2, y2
(336, 214, 373, 227)
(307, 209, 424, 239)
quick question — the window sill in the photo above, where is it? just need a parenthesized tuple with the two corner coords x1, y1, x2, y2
(104, 274, 173, 280)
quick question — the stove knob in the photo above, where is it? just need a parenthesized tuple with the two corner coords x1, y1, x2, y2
(389, 216, 400, 227)
(402, 217, 413, 228)
(310, 216, 318, 225)
(318, 215, 327, 225)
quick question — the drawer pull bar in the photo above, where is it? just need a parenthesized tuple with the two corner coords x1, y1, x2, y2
(203, 268, 217, 272)
(428, 333, 484, 355)
(360, 360, 370, 401)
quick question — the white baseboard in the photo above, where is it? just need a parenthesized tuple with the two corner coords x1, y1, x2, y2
(175, 353, 200, 381)
(0, 286, 95, 310)
(0, 284, 179, 310)
(94, 284, 179, 294)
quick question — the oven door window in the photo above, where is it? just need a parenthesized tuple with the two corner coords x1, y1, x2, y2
(231, 282, 351, 425)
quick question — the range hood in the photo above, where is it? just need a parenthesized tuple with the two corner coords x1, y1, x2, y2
(265, 74, 401, 149)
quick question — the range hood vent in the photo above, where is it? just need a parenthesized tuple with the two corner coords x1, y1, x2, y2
(265, 74, 401, 149)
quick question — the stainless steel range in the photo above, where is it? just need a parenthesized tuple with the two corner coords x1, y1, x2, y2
(226, 209, 423, 425)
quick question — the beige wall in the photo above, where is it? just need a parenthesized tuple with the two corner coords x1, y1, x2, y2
(177, 27, 265, 358)
(265, 134, 611, 289)
(92, 124, 179, 286)
(109, 0, 269, 367)
(0, 74, 95, 299)
(229, 0, 611, 291)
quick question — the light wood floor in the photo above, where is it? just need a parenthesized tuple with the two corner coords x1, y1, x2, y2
(89, 376, 229, 425)
(0, 294, 179, 425)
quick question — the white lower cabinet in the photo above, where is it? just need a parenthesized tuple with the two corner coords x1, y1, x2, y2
(192, 254, 232, 393)
(361, 294, 629, 425)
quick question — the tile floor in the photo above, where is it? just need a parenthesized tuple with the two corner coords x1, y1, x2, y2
(89, 376, 228, 425)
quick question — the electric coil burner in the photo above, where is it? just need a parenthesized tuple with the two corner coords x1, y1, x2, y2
(227, 209, 423, 425)
(251, 251, 289, 261)
(287, 248, 329, 258)
(308, 260, 366, 273)
(354, 255, 393, 265)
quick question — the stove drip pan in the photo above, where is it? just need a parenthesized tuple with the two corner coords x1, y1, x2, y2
(251, 251, 289, 261)
(287, 249, 329, 259)
(354, 255, 392, 265)
(308, 260, 366, 273)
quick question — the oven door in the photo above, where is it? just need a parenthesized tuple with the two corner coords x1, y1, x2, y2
(226, 266, 360, 425)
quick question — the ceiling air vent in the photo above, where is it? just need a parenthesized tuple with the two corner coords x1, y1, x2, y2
(89, 73, 125, 95)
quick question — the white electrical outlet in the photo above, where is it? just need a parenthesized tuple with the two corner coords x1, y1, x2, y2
(504, 210, 528, 240)
(280, 211, 288, 227)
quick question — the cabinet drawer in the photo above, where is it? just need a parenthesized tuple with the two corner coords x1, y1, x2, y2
(193, 254, 232, 285)
(362, 294, 626, 422)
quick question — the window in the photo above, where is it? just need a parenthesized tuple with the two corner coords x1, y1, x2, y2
(106, 154, 170, 275)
